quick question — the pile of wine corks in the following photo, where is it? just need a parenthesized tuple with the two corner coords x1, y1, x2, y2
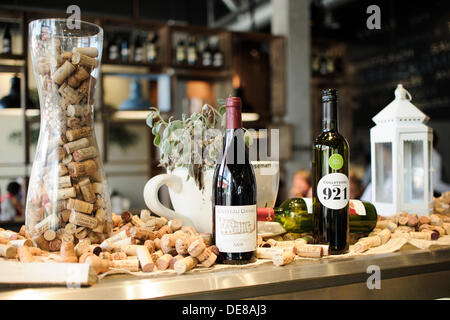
(83, 210, 218, 275)
(352, 213, 450, 254)
(256, 236, 330, 267)
(27, 39, 111, 251)
(1, 210, 218, 276)
(434, 192, 450, 214)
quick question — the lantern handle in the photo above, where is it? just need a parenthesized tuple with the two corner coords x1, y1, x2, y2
(395, 84, 412, 101)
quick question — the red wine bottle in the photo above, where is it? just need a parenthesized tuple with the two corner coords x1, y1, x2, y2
(212, 97, 257, 264)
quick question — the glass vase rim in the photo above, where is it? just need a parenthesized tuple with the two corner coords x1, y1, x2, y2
(29, 18, 103, 38)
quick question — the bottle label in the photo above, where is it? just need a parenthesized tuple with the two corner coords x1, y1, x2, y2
(329, 154, 344, 170)
(349, 200, 366, 216)
(215, 205, 257, 253)
(317, 173, 349, 210)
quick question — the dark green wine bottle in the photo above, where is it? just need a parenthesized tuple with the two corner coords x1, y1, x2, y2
(258, 198, 377, 235)
(313, 89, 350, 254)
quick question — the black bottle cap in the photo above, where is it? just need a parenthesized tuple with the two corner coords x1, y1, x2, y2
(322, 89, 337, 102)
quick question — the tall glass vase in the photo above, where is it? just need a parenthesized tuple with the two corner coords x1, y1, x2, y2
(27, 19, 112, 251)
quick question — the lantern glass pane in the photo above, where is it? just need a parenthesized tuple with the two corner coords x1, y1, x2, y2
(403, 140, 424, 203)
(375, 142, 393, 203)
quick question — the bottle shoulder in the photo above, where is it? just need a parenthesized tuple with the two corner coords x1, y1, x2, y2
(313, 130, 349, 149)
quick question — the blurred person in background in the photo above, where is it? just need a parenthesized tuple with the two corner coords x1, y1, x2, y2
(0, 181, 23, 222)
(290, 169, 312, 198)
(350, 170, 364, 199)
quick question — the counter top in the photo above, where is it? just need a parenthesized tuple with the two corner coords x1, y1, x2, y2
(1, 246, 449, 300)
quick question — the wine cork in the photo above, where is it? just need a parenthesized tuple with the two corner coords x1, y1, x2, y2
(151, 250, 163, 263)
(110, 259, 140, 272)
(68, 67, 90, 88)
(168, 219, 183, 232)
(78, 178, 95, 203)
(136, 246, 155, 272)
(52, 60, 75, 85)
(128, 227, 157, 241)
(376, 220, 397, 232)
(130, 215, 146, 228)
(377, 229, 391, 244)
(43, 229, 56, 241)
(156, 253, 173, 271)
(120, 210, 132, 223)
(201, 250, 217, 267)
(68, 159, 97, 178)
(33, 214, 60, 235)
(92, 208, 106, 233)
(407, 214, 419, 227)
(0, 244, 17, 258)
(174, 256, 198, 274)
(273, 251, 295, 267)
(75, 227, 88, 240)
(294, 244, 323, 258)
(32, 234, 50, 251)
(69, 211, 98, 229)
(62, 233, 75, 243)
(71, 51, 99, 68)
(256, 247, 285, 260)
(100, 230, 128, 250)
(140, 241, 154, 255)
(57, 187, 76, 200)
(66, 127, 92, 142)
(59, 241, 78, 263)
(188, 239, 206, 257)
(169, 255, 184, 270)
(140, 209, 152, 223)
(92, 182, 103, 194)
(58, 176, 72, 188)
(120, 244, 142, 256)
(157, 225, 172, 238)
(73, 146, 98, 162)
(200, 233, 212, 246)
(18, 246, 35, 263)
(49, 238, 62, 251)
(64, 223, 77, 235)
(8, 239, 33, 248)
(111, 252, 127, 260)
(72, 47, 99, 58)
(59, 164, 69, 176)
(73, 239, 90, 257)
(430, 215, 443, 226)
(64, 138, 90, 154)
(410, 231, 432, 241)
(67, 198, 94, 214)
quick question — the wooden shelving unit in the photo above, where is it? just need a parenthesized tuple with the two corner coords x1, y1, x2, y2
(0, 7, 285, 208)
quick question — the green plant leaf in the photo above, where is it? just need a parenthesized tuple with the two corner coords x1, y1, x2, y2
(219, 105, 226, 116)
(154, 133, 160, 146)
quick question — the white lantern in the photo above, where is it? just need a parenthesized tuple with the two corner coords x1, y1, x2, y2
(370, 84, 433, 216)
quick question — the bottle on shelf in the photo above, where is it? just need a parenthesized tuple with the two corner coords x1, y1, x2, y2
(211, 36, 224, 68)
(312, 89, 350, 255)
(134, 35, 144, 63)
(120, 35, 130, 63)
(175, 36, 186, 64)
(258, 198, 377, 235)
(187, 35, 198, 65)
(201, 37, 212, 67)
(108, 33, 120, 61)
(2, 24, 12, 54)
(213, 97, 257, 265)
(145, 31, 158, 63)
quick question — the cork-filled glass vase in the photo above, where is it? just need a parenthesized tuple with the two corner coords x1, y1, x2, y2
(26, 19, 112, 250)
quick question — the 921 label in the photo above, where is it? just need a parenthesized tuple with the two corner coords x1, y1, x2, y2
(317, 173, 349, 209)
